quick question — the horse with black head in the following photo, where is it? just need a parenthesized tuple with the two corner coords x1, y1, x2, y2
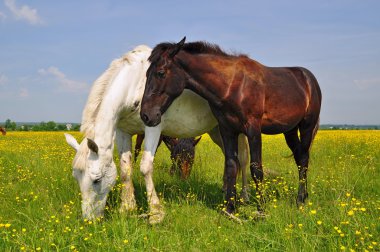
(134, 134, 201, 179)
(141, 37, 322, 215)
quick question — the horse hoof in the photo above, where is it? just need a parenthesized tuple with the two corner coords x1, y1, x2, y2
(296, 192, 308, 206)
(148, 204, 165, 225)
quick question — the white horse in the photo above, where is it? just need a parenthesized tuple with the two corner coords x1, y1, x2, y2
(65, 45, 249, 224)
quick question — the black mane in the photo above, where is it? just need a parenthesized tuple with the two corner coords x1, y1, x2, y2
(149, 41, 234, 63)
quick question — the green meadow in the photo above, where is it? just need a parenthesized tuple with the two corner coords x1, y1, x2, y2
(0, 131, 379, 251)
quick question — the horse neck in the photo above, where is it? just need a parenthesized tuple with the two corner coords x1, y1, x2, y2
(177, 53, 227, 107)
(92, 58, 148, 152)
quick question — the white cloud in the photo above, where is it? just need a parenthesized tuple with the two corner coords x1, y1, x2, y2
(4, 0, 43, 25)
(19, 87, 29, 97)
(354, 78, 380, 90)
(38, 66, 88, 93)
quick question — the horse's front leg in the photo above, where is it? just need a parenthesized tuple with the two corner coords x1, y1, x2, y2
(247, 120, 264, 211)
(208, 127, 250, 202)
(140, 125, 165, 224)
(219, 128, 240, 214)
(115, 129, 136, 213)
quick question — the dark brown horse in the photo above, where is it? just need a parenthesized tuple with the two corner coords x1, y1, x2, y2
(140, 37, 322, 214)
(134, 134, 202, 179)
(0, 127, 6, 136)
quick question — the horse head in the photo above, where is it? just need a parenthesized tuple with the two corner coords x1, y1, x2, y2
(163, 136, 201, 179)
(140, 37, 187, 127)
(64, 133, 117, 219)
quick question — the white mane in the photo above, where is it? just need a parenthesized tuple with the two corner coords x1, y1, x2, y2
(73, 45, 151, 171)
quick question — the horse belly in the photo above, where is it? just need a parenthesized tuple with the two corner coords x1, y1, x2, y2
(116, 110, 145, 135)
(161, 90, 217, 137)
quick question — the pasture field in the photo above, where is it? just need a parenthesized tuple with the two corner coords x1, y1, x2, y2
(0, 131, 379, 251)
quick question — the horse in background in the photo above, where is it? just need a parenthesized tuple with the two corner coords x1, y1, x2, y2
(65, 45, 250, 224)
(134, 134, 202, 179)
(0, 127, 6, 135)
(140, 37, 322, 216)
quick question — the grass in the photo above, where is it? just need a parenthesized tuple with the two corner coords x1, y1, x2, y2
(0, 131, 379, 251)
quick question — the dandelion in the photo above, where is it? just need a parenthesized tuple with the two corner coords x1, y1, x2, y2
(310, 209, 317, 215)
(123, 239, 129, 244)
(360, 207, 366, 212)
(317, 220, 322, 225)
(5, 223, 11, 228)
(347, 210, 354, 216)
(340, 245, 346, 250)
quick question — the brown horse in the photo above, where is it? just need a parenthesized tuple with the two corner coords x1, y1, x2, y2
(140, 37, 322, 214)
(134, 134, 201, 179)
(0, 127, 6, 136)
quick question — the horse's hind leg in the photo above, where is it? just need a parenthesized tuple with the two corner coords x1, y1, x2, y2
(116, 130, 137, 213)
(284, 120, 317, 205)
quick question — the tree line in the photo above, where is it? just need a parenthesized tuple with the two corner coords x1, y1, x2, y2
(1, 119, 80, 131)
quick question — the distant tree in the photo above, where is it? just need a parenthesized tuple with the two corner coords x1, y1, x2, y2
(57, 124, 66, 131)
(46, 121, 57, 131)
(72, 124, 81, 131)
(39, 122, 47, 131)
(5, 119, 16, 131)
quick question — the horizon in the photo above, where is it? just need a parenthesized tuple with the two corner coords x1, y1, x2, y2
(1, 1, 380, 124)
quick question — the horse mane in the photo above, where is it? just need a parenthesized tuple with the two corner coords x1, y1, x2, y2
(74, 45, 151, 171)
(149, 41, 244, 63)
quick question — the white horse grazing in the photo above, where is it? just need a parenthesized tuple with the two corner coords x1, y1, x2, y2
(65, 45, 249, 224)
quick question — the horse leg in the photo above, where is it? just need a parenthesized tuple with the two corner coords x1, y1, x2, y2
(247, 121, 264, 211)
(115, 130, 137, 213)
(295, 119, 319, 205)
(208, 127, 249, 202)
(140, 126, 164, 224)
(219, 128, 240, 214)
(284, 127, 306, 205)
(238, 134, 250, 202)
(134, 134, 144, 162)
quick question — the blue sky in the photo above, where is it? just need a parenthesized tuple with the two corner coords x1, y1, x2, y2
(0, 0, 379, 124)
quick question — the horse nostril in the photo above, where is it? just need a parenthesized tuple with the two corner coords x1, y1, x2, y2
(142, 113, 149, 123)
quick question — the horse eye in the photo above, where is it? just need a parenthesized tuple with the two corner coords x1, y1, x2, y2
(157, 70, 166, 79)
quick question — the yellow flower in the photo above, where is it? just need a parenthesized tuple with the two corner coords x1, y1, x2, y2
(317, 220, 322, 225)
(360, 207, 366, 212)
(5, 223, 11, 228)
(123, 239, 129, 244)
(310, 210, 317, 215)
(347, 210, 354, 216)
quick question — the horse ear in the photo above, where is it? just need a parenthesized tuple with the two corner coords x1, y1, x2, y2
(64, 133, 79, 151)
(87, 138, 99, 154)
(193, 136, 202, 146)
(169, 36, 186, 58)
(163, 136, 179, 150)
